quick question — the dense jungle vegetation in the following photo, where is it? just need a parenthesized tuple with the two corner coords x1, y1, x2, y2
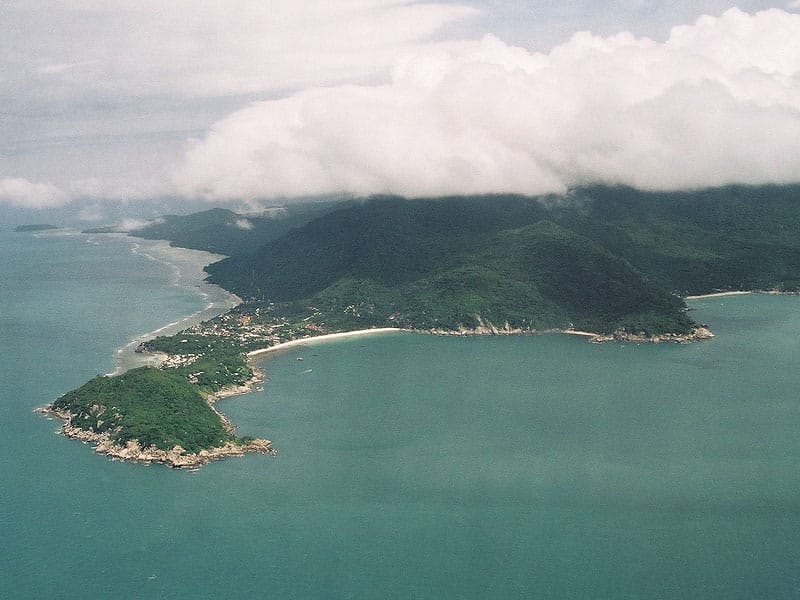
(53, 367, 239, 454)
(199, 185, 800, 335)
(58, 184, 800, 453)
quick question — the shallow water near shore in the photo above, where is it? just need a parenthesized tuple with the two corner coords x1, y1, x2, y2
(2, 230, 800, 599)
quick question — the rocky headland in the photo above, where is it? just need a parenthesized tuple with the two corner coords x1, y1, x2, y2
(37, 371, 275, 469)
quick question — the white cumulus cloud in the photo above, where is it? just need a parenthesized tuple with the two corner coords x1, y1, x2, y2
(175, 8, 800, 201)
(0, 178, 68, 208)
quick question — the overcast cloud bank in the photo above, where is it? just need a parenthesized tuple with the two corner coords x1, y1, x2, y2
(175, 9, 800, 201)
(3, 4, 800, 209)
(1, 0, 476, 209)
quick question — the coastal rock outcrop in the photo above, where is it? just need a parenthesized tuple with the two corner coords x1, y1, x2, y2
(37, 380, 276, 469)
(591, 326, 715, 344)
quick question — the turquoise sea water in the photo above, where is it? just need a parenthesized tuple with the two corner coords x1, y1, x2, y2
(2, 230, 800, 599)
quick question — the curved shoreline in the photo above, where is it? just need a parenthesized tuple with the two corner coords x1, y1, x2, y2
(111, 237, 241, 375)
(39, 233, 266, 468)
(244, 320, 714, 367)
(42, 320, 714, 468)
(43, 233, 732, 468)
(247, 328, 409, 358)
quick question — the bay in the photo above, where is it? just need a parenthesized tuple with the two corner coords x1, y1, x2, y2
(2, 230, 799, 599)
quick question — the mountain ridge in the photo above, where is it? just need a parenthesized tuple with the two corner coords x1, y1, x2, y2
(122, 184, 800, 337)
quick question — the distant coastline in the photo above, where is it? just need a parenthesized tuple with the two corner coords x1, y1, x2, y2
(13, 224, 60, 232)
(112, 238, 241, 374)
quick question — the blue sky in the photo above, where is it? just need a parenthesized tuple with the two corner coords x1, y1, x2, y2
(2, 1, 800, 215)
(449, 1, 787, 47)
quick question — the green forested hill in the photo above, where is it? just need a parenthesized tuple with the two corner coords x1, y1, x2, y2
(130, 185, 800, 336)
(203, 195, 693, 334)
(53, 367, 236, 454)
(131, 201, 350, 256)
(205, 196, 546, 301)
(58, 185, 800, 459)
(549, 185, 800, 294)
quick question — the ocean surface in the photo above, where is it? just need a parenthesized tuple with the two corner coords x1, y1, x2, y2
(2, 230, 800, 599)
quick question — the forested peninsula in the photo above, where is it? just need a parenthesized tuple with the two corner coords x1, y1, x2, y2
(43, 185, 800, 467)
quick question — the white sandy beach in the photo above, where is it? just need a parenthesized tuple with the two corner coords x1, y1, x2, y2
(684, 291, 753, 300)
(247, 328, 408, 358)
(560, 329, 599, 337)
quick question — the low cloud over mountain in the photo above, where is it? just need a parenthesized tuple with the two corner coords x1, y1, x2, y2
(175, 9, 800, 201)
(3, 3, 800, 209)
